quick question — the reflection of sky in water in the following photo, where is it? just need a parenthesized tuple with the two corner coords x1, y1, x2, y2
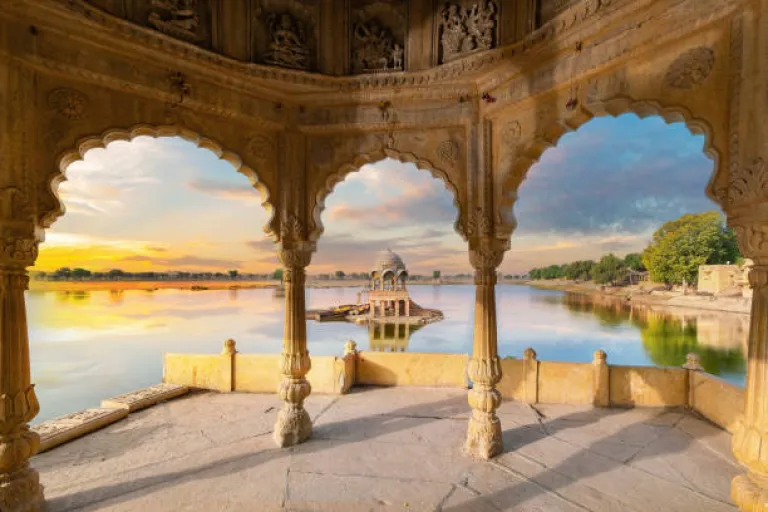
(26, 285, 746, 422)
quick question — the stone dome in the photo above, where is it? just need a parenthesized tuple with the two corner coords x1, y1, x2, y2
(372, 249, 406, 273)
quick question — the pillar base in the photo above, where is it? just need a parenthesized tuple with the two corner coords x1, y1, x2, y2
(273, 406, 312, 448)
(732, 473, 768, 512)
(0, 465, 44, 512)
(464, 412, 502, 460)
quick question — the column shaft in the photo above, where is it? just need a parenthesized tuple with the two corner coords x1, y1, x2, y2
(274, 246, 313, 447)
(465, 239, 506, 459)
(733, 267, 768, 509)
(0, 224, 44, 511)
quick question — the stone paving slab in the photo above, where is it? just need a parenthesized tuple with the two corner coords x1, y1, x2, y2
(32, 388, 741, 511)
(100, 383, 189, 412)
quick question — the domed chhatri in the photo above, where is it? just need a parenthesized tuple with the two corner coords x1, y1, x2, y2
(371, 249, 408, 292)
(373, 248, 406, 273)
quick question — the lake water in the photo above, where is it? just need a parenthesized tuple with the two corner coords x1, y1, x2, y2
(27, 284, 748, 423)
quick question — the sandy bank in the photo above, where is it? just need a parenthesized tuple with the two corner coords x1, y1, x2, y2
(528, 280, 752, 315)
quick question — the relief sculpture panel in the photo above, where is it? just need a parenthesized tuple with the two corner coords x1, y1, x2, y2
(350, 1, 407, 74)
(438, 1, 498, 64)
(133, 0, 212, 47)
(254, 0, 318, 71)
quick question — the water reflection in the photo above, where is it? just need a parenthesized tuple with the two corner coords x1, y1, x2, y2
(543, 293, 747, 380)
(26, 285, 748, 423)
(367, 322, 423, 352)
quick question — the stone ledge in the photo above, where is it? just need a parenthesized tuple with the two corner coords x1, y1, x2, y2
(101, 383, 189, 412)
(32, 408, 128, 453)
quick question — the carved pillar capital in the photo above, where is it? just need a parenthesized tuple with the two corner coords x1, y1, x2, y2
(468, 237, 508, 272)
(730, 215, 768, 265)
(277, 241, 315, 269)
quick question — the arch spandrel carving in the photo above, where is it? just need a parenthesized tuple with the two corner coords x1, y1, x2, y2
(492, 25, 734, 230)
(306, 129, 469, 244)
(32, 82, 281, 239)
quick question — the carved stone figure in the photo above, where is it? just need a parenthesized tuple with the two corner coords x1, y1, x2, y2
(352, 20, 403, 73)
(665, 47, 715, 89)
(148, 0, 200, 43)
(263, 12, 310, 70)
(439, 1, 497, 64)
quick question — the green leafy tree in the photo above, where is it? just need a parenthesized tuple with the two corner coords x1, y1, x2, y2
(592, 254, 625, 285)
(335, 270, 345, 279)
(433, 270, 441, 280)
(272, 268, 284, 281)
(228, 270, 239, 280)
(624, 253, 646, 272)
(642, 211, 740, 285)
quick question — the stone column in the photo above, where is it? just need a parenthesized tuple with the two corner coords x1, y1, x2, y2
(0, 212, 45, 510)
(465, 237, 507, 459)
(274, 243, 314, 448)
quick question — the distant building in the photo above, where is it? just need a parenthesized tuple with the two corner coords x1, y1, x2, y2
(368, 249, 410, 318)
(698, 260, 753, 297)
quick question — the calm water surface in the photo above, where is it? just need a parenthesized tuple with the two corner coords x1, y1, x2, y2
(27, 285, 747, 422)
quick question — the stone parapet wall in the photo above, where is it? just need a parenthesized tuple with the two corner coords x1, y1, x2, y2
(164, 351, 356, 396)
(162, 347, 744, 432)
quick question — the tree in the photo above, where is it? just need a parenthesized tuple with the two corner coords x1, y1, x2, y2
(624, 253, 646, 272)
(228, 270, 239, 280)
(335, 270, 345, 280)
(592, 254, 625, 285)
(272, 268, 284, 281)
(433, 270, 441, 280)
(642, 211, 740, 285)
(71, 268, 92, 280)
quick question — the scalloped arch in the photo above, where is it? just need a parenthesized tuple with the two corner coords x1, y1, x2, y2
(44, 124, 277, 240)
(310, 148, 467, 244)
(499, 97, 723, 234)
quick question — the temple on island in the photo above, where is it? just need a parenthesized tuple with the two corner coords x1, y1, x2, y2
(368, 249, 410, 319)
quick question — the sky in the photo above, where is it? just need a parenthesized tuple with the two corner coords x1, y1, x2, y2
(35, 113, 720, 276)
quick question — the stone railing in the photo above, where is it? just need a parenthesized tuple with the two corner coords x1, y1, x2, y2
(162, 341, 744, 433)
(163, 339, 357, 395)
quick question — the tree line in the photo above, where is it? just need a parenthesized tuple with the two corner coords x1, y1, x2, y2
(34, 268, 456, 282)
(528, 211, 741, 286)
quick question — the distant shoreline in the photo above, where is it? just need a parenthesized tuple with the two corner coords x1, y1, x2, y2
(28, 277, 495, 293)
(527, 279, 752, 315)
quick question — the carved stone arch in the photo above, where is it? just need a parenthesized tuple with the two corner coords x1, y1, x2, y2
(41, 123, 280, 240)
(495, 96, 725, 238)
(309, 145, 468, 244)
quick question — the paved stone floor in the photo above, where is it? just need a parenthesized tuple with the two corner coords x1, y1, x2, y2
(34, 387, 741, 511)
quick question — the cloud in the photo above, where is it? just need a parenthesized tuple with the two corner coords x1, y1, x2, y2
(514, 114, 718, 237)
(118, 254, 244, 270)
(185, 179, 261, 203)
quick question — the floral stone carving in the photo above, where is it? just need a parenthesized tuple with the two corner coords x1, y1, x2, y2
(48, 88, 88, 120)
(437, 140, 460, 165)
(439, 1, 497, 64)
(263, 12, 311, 70)
(351, 19, 404, 73)
(148, 0, 201, 43)
(665, 47, 715, 89)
